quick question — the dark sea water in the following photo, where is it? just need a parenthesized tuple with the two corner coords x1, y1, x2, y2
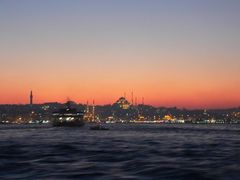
(0, 123, 240, 180)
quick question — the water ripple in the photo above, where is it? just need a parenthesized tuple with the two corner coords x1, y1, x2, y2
(0, 124, 240, 179)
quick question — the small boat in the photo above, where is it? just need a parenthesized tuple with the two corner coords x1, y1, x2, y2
(90, 124, 109, 130)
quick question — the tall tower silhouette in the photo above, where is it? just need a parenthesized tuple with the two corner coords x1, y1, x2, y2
(86, 100, 89, 113)
(131, 91, 134, 105)
(30, 90, 33, 105)
(135, 97, 138, 106)
(92, 99, 95, 121)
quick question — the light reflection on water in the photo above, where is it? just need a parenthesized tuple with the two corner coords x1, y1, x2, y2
(0, 124, 240, 179)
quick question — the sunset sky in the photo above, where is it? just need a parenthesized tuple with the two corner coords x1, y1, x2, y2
(0, 0, 240, 108)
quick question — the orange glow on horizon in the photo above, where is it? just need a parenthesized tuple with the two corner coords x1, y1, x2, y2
(1, 1, 240, 109)
(0, 86, 239, 109)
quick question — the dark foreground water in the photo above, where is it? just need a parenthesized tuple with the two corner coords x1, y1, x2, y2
(0, 124, 240, 180)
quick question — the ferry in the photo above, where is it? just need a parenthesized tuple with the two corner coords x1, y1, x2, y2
(52, 102, 85, 127)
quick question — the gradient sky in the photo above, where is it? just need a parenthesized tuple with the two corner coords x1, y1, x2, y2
(0, 0, 240, 108)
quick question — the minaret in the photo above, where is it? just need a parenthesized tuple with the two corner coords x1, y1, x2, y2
(86, 100, 89, 113)
(131, 91, 134, 105)
(92, 99, 95, 121)
(135, 97, 138, 106)
(30, 90, 33, 105)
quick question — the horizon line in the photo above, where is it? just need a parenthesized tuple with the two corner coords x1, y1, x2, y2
(0, 102, 239, 110)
